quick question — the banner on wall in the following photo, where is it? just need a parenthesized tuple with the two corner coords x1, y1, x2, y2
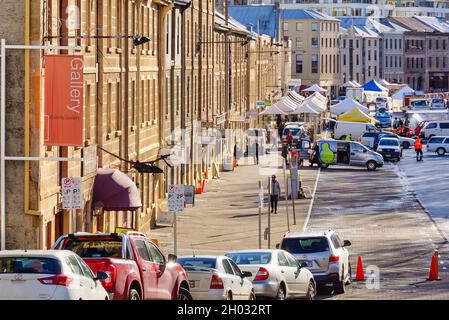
(44, 55, 84, 147)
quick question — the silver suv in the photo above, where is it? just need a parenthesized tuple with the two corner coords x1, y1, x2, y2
(279, 230, 352, 294)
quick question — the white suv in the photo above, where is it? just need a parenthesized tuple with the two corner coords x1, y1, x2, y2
(279, 230, 351, 294)
(427, 136, 449, 156)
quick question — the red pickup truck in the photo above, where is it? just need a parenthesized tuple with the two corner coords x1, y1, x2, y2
(52, 232, 192, 300)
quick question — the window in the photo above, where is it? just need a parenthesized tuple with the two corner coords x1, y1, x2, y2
(429, 137, 445, 144)
(75, 256, 94, 279)
(135, 240, 151, 262)
(296, 38, 303, 48)
(222, 259, 234, 275)
(295, 54, 303, 73)
(277, 252, 289, 267)
(311, 23, 318, 31)
(394, 39, 397, 49)
(311, 54, 318, 74)
(145, 241, 165, 265)
(0, 257, 61, 274)
(331, 234, 342, 249)
(281, 237, 330, 254)
(343, 54, 346, 66)
(66, 255, 84, 276)
(385, 56, 389, 68)
(296, 22, 303, 31)
(444, 138, 449, 144)
(426, 123, 438, 129)
(311, 37, 318, 48)
(227, 252, 271, 265)
(228, 259, 243, 276)
(429, 39, 432, 50)
(283, 22, 289, 31)
(440, 123, 449, 129)
(428, 57, 432, 68)
(356, 54, 359, 65)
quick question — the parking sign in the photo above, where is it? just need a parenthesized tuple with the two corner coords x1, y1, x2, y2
(168, 184, 185, 213)
(61, 177, 83, 210)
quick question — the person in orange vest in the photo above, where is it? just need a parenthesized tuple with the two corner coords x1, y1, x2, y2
(415, 136, 423, 162)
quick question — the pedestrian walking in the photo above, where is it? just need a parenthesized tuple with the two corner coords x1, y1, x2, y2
(253, 141, 259, 165)
(393, 117, 399, 129)
(269, 175, 281, 214)
(281, 143, 289, 166)
(415, 136, 423, 162)
(286, 131, 293, 148)
(309, 142, 320, 167)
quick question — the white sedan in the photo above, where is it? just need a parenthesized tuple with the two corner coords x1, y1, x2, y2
(226, 249, 316, 300)
(0, 250, 109, 300)
(178, 256, 255, 300)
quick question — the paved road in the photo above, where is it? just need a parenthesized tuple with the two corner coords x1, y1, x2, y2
(308, 155, 449, 299)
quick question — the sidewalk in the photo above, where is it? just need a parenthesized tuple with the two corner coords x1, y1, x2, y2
(149, 153, 319, 256)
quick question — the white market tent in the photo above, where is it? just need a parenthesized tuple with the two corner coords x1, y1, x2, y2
(260, 90, 302, 115)
(342, 81, 361, 88)
(379, 79, 392, 87)
(302, 84, 328, 93)
(392, 85, 415, 100)
(260, 104, 289, 115)
(330, 98, 369, 115)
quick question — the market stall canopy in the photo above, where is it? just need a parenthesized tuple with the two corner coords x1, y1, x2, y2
(302, 84, 328, 93)
(392, 85, 415, 99)
(93, 168, 142, 211)
(342, 81, 361, 88)
(338, 107, 379, 124)
(260, 104, 289, 115)
(352, 80, 362, 87)
(331, 98, 369, 115)
(361, 80, 388, 92)
(379, 79, 392, 87)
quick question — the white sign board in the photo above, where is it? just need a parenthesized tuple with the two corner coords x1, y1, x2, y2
(61, 177, 83, 210)
(168, 184, 185, 213)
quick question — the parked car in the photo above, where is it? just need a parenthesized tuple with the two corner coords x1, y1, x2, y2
(376, 137, 402, 162)
(178, 256, 255, 300)
(375, 108, 392, 128)
(426, 136, 449, 156)
(0, 250, 109, 300)
(52, 232, 192, 300)
(279, 230, 352, 294)
(333, 120, 379, 141)
(361, 132, 414, 150)
(420, 120, 449, 140)
(226, 249, 316, 300)
(282, 124, 306, 146)
(312, 139, 384, 171)
(430, 98, 447, 109)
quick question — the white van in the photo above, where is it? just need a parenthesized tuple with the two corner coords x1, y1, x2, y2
(420, 121, 449, 139)
(333, 121, 379, 140)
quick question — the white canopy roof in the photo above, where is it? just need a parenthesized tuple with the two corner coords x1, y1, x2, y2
(260, 104, 289, 115)
(302, 84, 328, 93)
(392, 85, 415, 100)
(342, 81, 361, 88)
(379, 79, 392, 87)
(330, 98, 369, 115)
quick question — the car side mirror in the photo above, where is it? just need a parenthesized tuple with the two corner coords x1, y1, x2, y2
(94, 271, 110, 281)
(275, 243, 280, 249)
(168, 254, 178, 263)
(242, 271, 252, 278)
(299, 262, 308, 269)
(343, 240, 352, 247)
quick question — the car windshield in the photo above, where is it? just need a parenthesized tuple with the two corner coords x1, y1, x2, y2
(64, 240, 123, 258)
(283, 128, 300, 136)
(178, 258, 217, 269)
(281, 237, 330, 254)
(412, 100, 427, 107)
(432, 99, 444, 104)
(0, 257, 61, 274)
(379, 139, 399, 146)
(227, 252, 272, 265)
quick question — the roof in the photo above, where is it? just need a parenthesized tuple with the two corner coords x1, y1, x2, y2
(283, 230, 335, 239)
(215, 11, 254, 37)
(389, 17, 435, 33)
(226, 249, 279, 254)
(281, 9, 339, 22)
(0, 250, 72, 257)
(413, 16, 449, 33)
(228, 5, 280, 38)
(178, 255, 224, 260)
(372, 19, 409, 34)
(362, 80, 388, 92)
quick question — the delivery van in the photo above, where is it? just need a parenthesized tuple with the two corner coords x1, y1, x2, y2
(315, 140, 384, 171)
(333, 121, 379, 140)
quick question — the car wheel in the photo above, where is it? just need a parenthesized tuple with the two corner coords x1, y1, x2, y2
(276, 284, 286, 300)
(366, 161, 377, 171)
(177, 288, 193, 300)
(403, 141, 410, 149)
(334, 279, 346, 294)
(305, 281, 316, 300)
(226, 292, 233, 300)
(129, 288, 141, 301)
(437, 148, 446, 156)
(249, 291, 256, 300)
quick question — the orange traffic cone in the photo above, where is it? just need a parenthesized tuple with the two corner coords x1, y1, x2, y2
(427, 250, 441, 281)
(355, 256, 365, 281)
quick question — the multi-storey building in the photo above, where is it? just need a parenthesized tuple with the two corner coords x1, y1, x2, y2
(231, 0, 449, 19)
(391, 16, 449, 91)
(340, 24, 381, 85)
(282, 9, 341, 97)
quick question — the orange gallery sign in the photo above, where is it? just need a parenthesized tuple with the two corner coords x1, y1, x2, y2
(44, 55, 84, 147)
